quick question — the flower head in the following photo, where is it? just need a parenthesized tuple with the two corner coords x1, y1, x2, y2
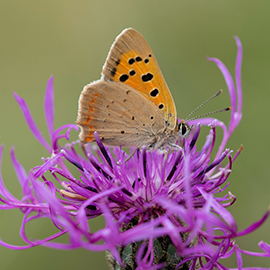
(0, 37, 269, 269)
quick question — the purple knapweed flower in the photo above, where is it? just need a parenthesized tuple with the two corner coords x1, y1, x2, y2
(0, 37, 270, 270)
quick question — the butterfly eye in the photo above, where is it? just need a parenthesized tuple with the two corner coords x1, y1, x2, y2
(178, 122, 190, 138)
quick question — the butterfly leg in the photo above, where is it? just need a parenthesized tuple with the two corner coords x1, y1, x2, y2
(125, 148, 140, 163)
(168, 143, 182, 150)
(116, 148, 139, 164)
(166, 143, 184, 164)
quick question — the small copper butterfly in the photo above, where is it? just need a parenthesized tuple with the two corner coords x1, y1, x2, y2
(77, 28, 190, 149)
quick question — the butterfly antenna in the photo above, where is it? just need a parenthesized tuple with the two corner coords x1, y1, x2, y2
(187, 107, 231, 121)
(185, 90, 223, 121)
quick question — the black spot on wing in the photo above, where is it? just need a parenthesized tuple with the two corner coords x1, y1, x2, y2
(111, 68, 116, 77)
(119, 74, 129, 82)
(158, 104, 164, 110)
(129, 70, 136, 76)
(135, 56, 142, 62)
(150, 88, 159, 97)
(142, 73, 153, 82)
(128, 58, 135, 65)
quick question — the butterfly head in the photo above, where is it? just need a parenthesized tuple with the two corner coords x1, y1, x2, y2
(177, 119, 191, 138)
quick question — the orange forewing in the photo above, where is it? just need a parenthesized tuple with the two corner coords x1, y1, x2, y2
(102, 28, 177, 129)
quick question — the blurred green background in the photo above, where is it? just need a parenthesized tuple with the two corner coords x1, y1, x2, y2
(0, 0, 270, 269)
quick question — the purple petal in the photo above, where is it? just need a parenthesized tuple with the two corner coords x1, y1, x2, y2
(32, 152, 64, 178)
(0, 145, 19, 201)
(207, 57, 236, 118)
(0, 238, 34, 250)
(237, 209, 270, 237)
(14, 93, 51, 152)
(44, 76, 55, 139)
(189, 118, 228, 137)
(235, 36, 243, 116)
(94, 132, 113, 168)
(235, 245, 243, 270)
(189, 124, 200, 150)
(52, 124, 78, 152)
(10, 146, 27, 188)
(258, 241, 270, 254)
